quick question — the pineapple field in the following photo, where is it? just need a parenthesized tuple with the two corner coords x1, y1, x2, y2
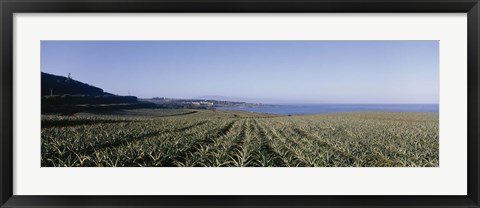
(41, 109, 439, 167)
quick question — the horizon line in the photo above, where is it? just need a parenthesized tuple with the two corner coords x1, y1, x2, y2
(139, 97, 438, 105)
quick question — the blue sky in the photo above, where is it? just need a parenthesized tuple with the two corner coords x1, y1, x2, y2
(41, 41, 439, 104)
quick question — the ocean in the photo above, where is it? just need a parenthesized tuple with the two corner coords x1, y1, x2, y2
(217, 104, 439, 115)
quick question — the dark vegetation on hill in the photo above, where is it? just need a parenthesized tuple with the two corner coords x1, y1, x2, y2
(41, 72, 141, 115)
(42, 72, 105, 96)
(43, 94, 138, 105)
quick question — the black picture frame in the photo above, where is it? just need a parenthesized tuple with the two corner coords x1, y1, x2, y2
(1, 0, 479, 207)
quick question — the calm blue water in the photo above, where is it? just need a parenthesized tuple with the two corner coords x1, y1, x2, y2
(218, 104, 439, 115)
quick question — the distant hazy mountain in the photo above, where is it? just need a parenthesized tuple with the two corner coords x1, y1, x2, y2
(193, 95, 322, 104)
(193, 95, 258, 103)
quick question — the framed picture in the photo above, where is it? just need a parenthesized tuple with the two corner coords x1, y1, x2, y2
(1, 0, 479, 207)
